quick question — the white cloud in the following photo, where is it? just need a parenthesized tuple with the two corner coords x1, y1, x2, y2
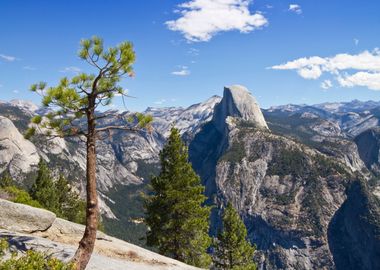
(13, 89, 19, 94)
(297, 65, 322, 79)
(23, 66, 36, 71)
(60, 66, 81, 73)
(0, 54, 16, 62)
(171, 66, 190, 76)
(288, 4, 302, 14)
(354, 38, 359, 46)
(337, 72, 380, 91)
(270, 49, 380, 90)
(166, 0, 268, 42)
(321, 80, 333, 90)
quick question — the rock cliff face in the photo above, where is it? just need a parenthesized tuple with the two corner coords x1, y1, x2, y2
(354, 127, 380, 175)
(328, 180, 380, 270)
(0, 116, 40, 182)
(213, 127, 351, 269)
(189, 86, 380, 269)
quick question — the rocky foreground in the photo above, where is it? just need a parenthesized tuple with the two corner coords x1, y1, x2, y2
(0, 199, 200, 270)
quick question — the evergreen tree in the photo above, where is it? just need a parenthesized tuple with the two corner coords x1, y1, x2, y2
(30, 160, 59, 212)
(30, 162, 86, 224)
(213, 203, 256, 270)
(145, 127, 212, 268)
(55, 174, 86, 224)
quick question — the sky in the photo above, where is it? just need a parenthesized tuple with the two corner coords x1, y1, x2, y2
(0, 0, 379, 112)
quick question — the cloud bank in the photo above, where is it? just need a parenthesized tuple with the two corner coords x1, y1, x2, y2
(270, 49, 380, 90)
(166, 0, 268, 42)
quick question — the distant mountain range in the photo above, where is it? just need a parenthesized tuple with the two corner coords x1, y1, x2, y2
(1, 88, 380, 269)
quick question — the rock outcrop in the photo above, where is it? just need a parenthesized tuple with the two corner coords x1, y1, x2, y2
(0, 116, 39, 181)
(0, 199, 200, 270)
(0, 199, 56, 233)
(213, 85, 268, 132)
(328, 180, 380, 270)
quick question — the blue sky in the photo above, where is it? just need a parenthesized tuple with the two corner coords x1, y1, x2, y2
(1, 0, 379, 111)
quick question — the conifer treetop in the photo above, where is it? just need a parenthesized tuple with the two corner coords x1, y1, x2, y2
(26, 36, 152, 139)
(213, 202, 257, 270)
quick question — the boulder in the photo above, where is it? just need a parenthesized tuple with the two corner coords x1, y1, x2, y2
(0, 199, 56, 233)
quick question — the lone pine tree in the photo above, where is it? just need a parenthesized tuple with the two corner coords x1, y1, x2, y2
(145, 127, 212, 268)
(27, 36, 152, 270)
(213, 203, 256, 270)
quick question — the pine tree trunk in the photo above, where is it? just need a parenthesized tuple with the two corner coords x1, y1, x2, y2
(72, 106, 98, 270)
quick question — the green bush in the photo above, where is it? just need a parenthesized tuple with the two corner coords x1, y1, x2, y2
(0, 239, 8, 257)
(0, 239, 73, 270)
(2, 186, 42, 208)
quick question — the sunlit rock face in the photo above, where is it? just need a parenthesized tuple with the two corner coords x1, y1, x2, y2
(212, 85, 268, 133)
(0, 116, 39, 181)
(189, 86, 380, 269)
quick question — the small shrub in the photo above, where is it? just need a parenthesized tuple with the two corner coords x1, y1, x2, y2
(0, 251, 73, 270)
(0, 238, 73, 269)
(0, 239, 8, 256)
(2, 186, 42, 208)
